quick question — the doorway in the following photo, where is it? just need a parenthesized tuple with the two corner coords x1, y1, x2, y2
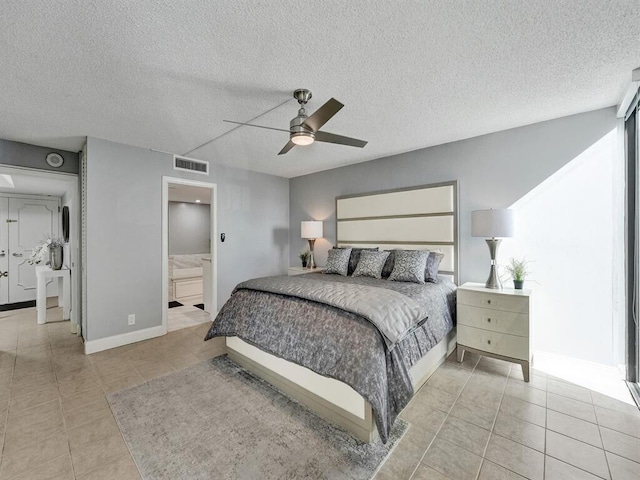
(624, 91, 640, 405)
(162, 177, 217, 333)
(0, 165, 79, 333)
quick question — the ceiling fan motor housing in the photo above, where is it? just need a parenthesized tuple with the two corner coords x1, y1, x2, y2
(290, 111, 313, 135)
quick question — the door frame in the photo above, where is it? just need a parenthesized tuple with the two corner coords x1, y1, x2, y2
(161, 176, 218, 334)
(0, 164, 80, 332)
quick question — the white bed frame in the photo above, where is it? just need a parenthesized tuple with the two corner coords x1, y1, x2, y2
(227, 181, 459, 442)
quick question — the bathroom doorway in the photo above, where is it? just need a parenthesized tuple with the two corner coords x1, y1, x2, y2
(162, 177, 217, 332)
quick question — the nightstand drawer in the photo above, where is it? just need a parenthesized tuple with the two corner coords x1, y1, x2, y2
(457, 289, 528, 313)
(457, 304, 529, 337)
(458, 325, 529, 360)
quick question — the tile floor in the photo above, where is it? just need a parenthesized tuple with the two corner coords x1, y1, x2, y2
(168, 303, 211, 332)
(374, 353, 640, 480)
(0, 306, 224, 480)
(1, 304, 638, 479)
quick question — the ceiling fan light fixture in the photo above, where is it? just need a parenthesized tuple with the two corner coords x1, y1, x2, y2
(290, 132, 315, 146)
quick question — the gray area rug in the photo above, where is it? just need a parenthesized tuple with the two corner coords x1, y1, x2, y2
(107, 356, 408, 480)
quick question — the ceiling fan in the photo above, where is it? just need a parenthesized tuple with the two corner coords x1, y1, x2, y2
(223, 89, 368, 155)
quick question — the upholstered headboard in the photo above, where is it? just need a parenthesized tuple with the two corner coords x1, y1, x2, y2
(335, 181, 458, 284)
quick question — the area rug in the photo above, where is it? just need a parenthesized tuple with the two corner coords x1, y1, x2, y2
(107, 356, 407, 480)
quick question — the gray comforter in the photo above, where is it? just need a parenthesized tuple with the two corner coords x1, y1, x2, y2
(204, 273, 456, 443)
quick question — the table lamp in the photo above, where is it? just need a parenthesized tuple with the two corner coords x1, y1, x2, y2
(472, 209, 514, 289)
(301, 221, 323, 269)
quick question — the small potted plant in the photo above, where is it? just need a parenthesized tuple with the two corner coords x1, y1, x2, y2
(299, 250, 310, 268)
(504, 257, 530, 289)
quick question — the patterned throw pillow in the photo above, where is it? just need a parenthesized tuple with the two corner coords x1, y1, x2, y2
(324, 248, 352, 276)
(352, 250, 391, 279)
(389, 250, 429, 284)
(332, 247, 379, 275)
(425, 252, 445, 283)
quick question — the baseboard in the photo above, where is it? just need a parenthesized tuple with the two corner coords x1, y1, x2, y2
(84, 325, 166, 355)
(0, 300, 36, 311)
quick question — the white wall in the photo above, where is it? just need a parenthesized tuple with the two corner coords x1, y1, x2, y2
(168, 202, 210, 255)
(85, 137, 289, 342)
(289, 107, 623, 366)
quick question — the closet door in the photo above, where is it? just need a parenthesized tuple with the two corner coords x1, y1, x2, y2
(0, 198, 8, 305)
(8, 197, 60, 303)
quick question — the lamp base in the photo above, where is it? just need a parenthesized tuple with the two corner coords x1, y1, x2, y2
(307, 239, 317, 269)
(484, 238, 502, 289)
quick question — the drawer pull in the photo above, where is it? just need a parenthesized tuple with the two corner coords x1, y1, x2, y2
(487, 299, 491, 304)
(487, 318, 491, 323)
(487, 340, 492, 345)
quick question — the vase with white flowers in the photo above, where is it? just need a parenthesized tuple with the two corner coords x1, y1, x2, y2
(28, 236, 65, 270)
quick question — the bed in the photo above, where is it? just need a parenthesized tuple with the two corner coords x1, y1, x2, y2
(205, 182, 458, 443)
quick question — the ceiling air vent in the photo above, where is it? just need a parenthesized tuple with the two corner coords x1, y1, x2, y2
(173, 155, 209, 175)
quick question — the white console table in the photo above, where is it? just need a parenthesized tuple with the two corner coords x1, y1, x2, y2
(35, 266, 70, 325)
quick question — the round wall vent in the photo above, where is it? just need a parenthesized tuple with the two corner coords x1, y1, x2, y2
(46, 152, 64, 168)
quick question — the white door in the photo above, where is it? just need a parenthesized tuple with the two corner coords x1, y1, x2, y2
(0, 198, 8, 305)
(8, 197, 60, 303)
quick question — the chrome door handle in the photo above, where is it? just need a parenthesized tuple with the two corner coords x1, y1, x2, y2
(12, 253, 22, 257)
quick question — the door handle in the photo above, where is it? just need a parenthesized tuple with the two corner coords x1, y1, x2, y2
(12, 253, 22, 257)
(0, 272, 7, 277)
(0, 251, 5, 257)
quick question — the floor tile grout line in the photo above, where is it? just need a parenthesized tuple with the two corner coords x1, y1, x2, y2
(544, 451, 611, 480)
(3, 322, 71, 480)
(412, 353, 482, 480)
(473, 363, 512, 480)
(595, 420, 613, 480)
(545, 428, 616, 478)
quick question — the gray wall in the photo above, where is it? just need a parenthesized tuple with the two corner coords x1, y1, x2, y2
(290, 107, 617, 275)
(85, 137, 289, 341)
(0, 138, 79, 174)
(168, 202, 211, 254)
(289, 107, 622, 365)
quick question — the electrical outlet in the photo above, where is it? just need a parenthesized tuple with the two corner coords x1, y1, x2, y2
(128, 314, 135, 326)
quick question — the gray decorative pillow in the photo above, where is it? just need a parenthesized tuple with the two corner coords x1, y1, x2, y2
(425, 252, 445, 283)
(332, 247, 379, 275)
(381, 250, 396, 278)
(389, 250, 429, 284)
(324, 248, 352, 276)
(352, 250, 391, 279)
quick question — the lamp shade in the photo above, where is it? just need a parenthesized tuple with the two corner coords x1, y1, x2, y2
(471, 209, 514, 238)
(301, 221, 323, 239)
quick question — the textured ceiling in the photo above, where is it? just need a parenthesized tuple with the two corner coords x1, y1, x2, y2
(1, 1, 639, 178)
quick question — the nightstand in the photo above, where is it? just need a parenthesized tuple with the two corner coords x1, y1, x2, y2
(456, 282, 533, 381)
(287, 266, 325, 276)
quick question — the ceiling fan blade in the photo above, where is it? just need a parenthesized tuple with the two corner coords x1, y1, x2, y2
(223, 120, 290, 133)
(302, 98, 344, 132)
(278, 140, 296, 155)
(314, 131, 368, 148)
